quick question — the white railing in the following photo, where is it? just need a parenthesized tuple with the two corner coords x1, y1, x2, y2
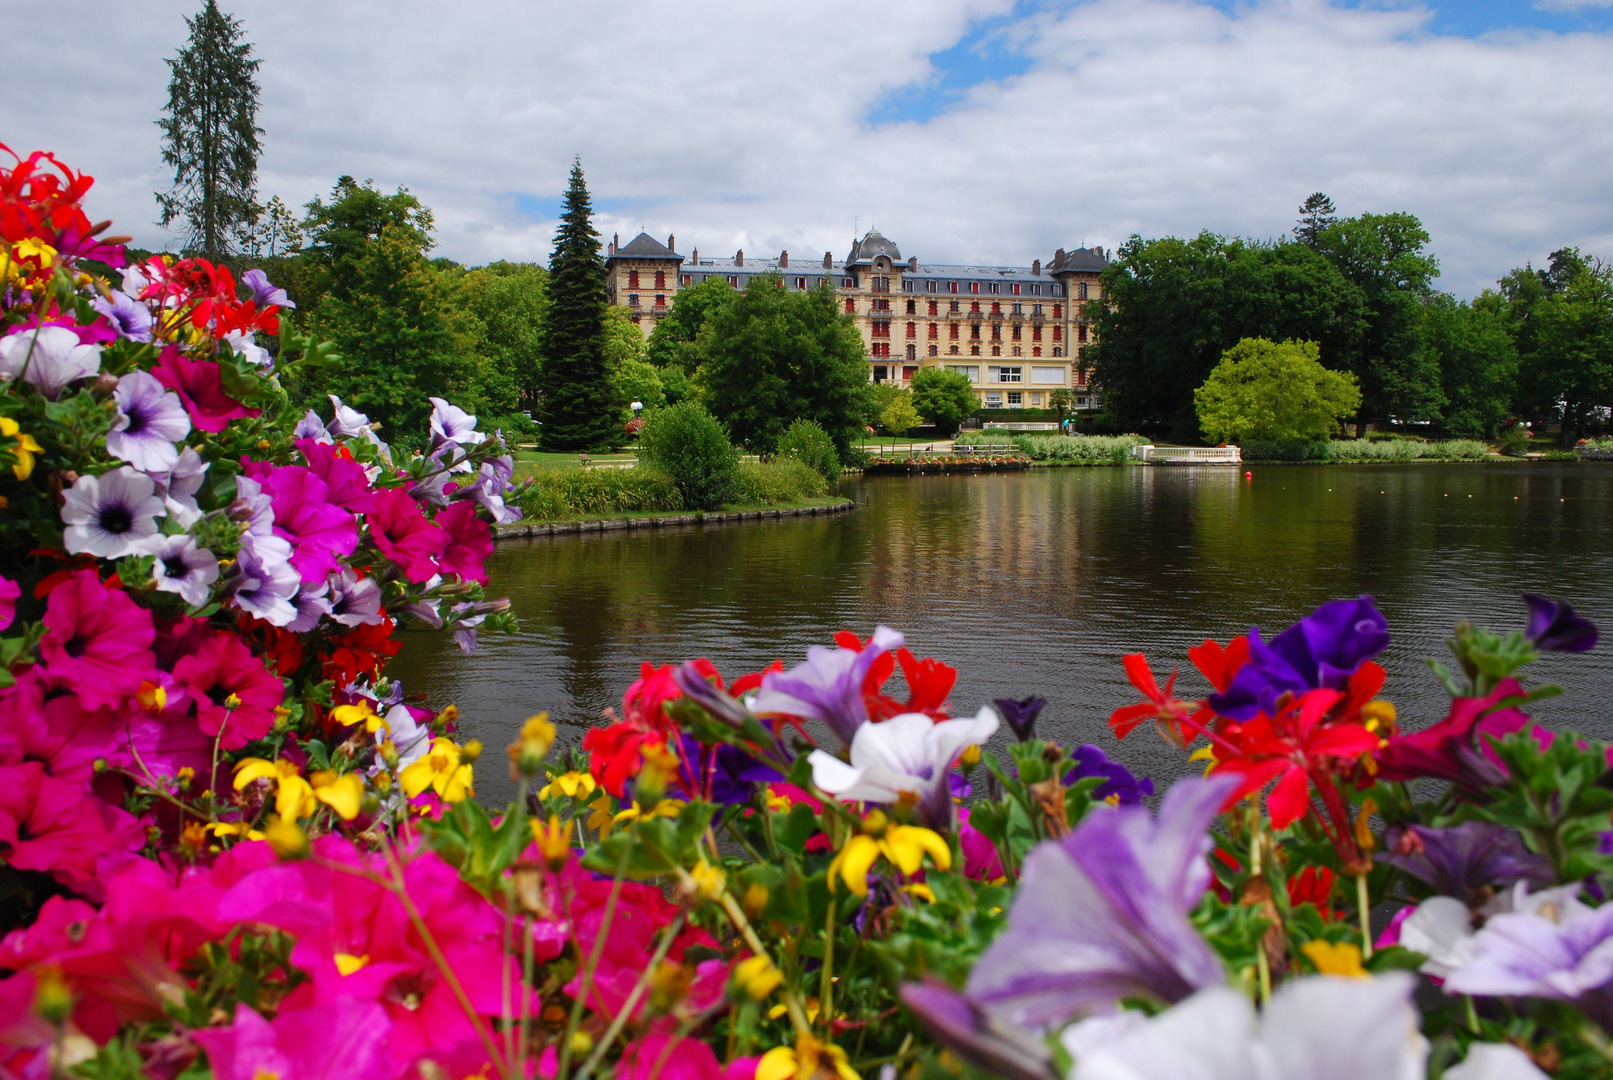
(1130, 444, 1242, 464)
(983, 421, 1061, 431)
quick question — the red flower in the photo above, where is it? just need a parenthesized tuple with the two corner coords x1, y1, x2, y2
(1289, 865, 1337, 919)
(1188, 635, 1250, 693)
(38, 569, 156, 711)
(172, 634, 285, 749)
(151, 347, 258, 433)
(833, 632, 956, 721)
(434, 500, 493, 585)
(728, 660, 782, 697)
(583, 722, 659, 798)
(369, 488, 449, 583)
(623, 661, 700, 738)
(1373, 677, 1533, 791)
(322, 619, 401, 687)
(1109, 653, 1200, 746)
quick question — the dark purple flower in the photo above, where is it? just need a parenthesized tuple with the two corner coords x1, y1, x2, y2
(1380, 822, 1553, 906)
(1063, 744, 1154, 806)
(965, 776, 1235, 1027)
(994, 696, 1046, 742)
(1209, 596, 1390, 720)
(677, 733, 781, 805)
(241, 268, 295, 309)
(900, 980, 1058, 1080)
(1523, 593, 1598, 654)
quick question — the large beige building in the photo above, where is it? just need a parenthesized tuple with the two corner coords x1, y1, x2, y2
(604, 228, 1107, 410)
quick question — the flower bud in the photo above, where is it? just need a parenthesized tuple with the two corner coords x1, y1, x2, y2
(33, 966, 74, 1024)
(569, 1030, 594, 1057)
(508, 713, 556, 780)
(264, 816, 308, 859)
(742, 882, 770, 919)
(958, 745, 981, 770)
(860, 809, 889, 836)
(379, 740, 401, 770)
(635, 742, 676, 811)
(458, 738, 483, 763)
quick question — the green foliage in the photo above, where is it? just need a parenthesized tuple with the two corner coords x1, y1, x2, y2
(539, 159, 618, 450)
(1422, 293, 1517, 438)
(858, 380, 905, 428)
(1048, 387, 1073, 413)
(698, 275, 869, 455)
(636, 401, 740, 510)
(603, 307, 665, 430)
(646, 276, 735, 373)
(1195, 338, 1362, 444)
(909, 367, 976, 435)
(731, 458, 829, 505)
(880, 393, 921, 437)
(156, 0, 263, 259)
(1493, 249, 1613, 444)
(459, 260, 547, 415)
(774, 418, 841, 482)
(955, 430, 1147, 464)
(1240, 438, 1490, 462)
(1477, 729, 1613, 883)
(516, 467, 685, 520)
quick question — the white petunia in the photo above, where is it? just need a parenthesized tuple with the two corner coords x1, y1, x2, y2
(60, 467, 167, 558)
(809, 705, 998, 828)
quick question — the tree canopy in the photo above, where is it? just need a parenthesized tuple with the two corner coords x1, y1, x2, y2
(910, 367, 976, 435)
(537, 159, 617, 450)
(1195, 338, 1361, 444)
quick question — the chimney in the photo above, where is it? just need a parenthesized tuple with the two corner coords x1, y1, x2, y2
(1032, 259, 1041, 276)
(823, 251, 832, 269)
(612, 232, 619, 255)
(780, 250, 789, 268)
(908, 256, 917, 272)
(668, 233, 675, 253)
(736, 249, 744, 267)
(692, 247, 699, 265)
(1054, 248, 1066, 270)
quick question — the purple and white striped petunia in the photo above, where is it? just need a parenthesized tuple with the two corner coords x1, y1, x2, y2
(229, 531, 302, 627)
(286, 578, 334, 633)
(60, 467, 167, 559)
(144, 534, 220, 607)
(242, 268, 295, 309)
(328, 568, 384, 626)
(108, 369, 191, 473)
(809, 707, 999, 829)
(327, 395, 372, 439)
(752, 625, 905, 745)
(0, 326, 102, 399)
(964, 775, 1235, 1027)
(430, 396, 485, 448)
(92, 290, 154, 342)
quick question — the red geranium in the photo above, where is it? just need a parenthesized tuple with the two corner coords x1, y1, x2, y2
(322, 619, 401, 687)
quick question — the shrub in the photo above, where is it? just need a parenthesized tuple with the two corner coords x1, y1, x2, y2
(636, 401, 740, 510)
(776, 418, 842, 483)
(732, 458, 830, 505)
(518, 467, 684, 519)
(881, 393, 921, 437)
(1195, 338, 1361, 443)
(1499, 430, 1532, 457)
(954, 430, 1147, 464)
(1241, 439, 1492, 463)
(910, 367, 976, 435)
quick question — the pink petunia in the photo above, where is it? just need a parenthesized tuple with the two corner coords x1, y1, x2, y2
(297, 438, 377, 514)
(615, 1035, 724, 1080)
(368, 487, 449, 584)
(263, 464, 359, 583)
(958, 806, 1005, 882)
(0, 969, 53, 1080)
(0, 573, 18, 630)
(192, 1001, 392, 1080)
(0, 667, 131, 782)
(171, 634, 284, 749)
(38, 570, 156, 711)
(0, 762, 145, 896)
(434, 500, 493, 584)
(151, 346, 257, 433)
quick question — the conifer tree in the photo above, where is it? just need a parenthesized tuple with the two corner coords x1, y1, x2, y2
(156, 0, 263, 260)
(538, 159, 617, 450)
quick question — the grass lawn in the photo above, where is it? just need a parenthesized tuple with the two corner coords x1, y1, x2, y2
(513, 450, 638, 477)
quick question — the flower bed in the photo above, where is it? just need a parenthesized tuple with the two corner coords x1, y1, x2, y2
(862, 454, 1030, 474)
(4, 145, 1611, 1080)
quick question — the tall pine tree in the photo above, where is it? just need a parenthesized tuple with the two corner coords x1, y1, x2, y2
(156, 0, 263, 260)
(538, 159, 617, 450)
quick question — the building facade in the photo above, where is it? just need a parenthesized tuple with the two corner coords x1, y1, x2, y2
(604, 228, 1107, 410)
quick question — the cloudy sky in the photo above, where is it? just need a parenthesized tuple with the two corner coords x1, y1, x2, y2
(7, 0, 1612, 297)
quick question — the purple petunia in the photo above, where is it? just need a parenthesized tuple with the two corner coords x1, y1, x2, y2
(60, 467, 167, 559)
(994, 696, 1046, 742)
(1523, 593, 1598, 654)
(228, 531, 302, 627)
(1380, 822, 1553, 907)
(965, 775, 1235, 1027)
(1209, 595, 1390, 720)
(430, 396, 485, 452)
(286, 578, 334, 633)
(294, 409, 332, 443)
(152, 446, 210, 527)
(752, 625, 904, 744)
(144, 534, 220, 607)
(810, 707, 1000, 828)
(328, 569, 384, 627)
(0, 326, 102, 399)
(241, 268, 295, 309)
(92, 290, 153, 342)
(1064, 744, 1155, 806)
(108, 369, 191, 473)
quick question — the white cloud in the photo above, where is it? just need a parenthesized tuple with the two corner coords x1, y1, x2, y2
(3, 0, 1610, 297)
(1535, 0, 1613, 11)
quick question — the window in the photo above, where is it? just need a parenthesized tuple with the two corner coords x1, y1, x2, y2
(630, 313, 642, 324)
(1078, 281, 1089, 300)
(1012, 346, 1022, 357)
(655, 271, 666, 289)
(903, 365, 919, 381)
(873, 365, 888, 382)
(1032, 303, 1043, 316)
(1031, 392, 1041, 405)
(654, 294, 665, 307)
(949, 281, 959, 293)
(1008, 391, 1022, 405)
(1053, 325, 1063, 341)
(991, 345, 1001, 357)
(929, 345, 938, 356)
(628, 270, 640, 289)
(1078, 324, 1088, 343)
(1032, 326, 1043, 342)
(1033, 346, 1042, 358)
(1012, 283, 1021, 295)
(1075, 369, 1087, 386)
(1032, 366, 1064, 385)
(1052, 284, 1064, 296)
(628, 293, 640, 307)
(1012, 325, 1022, 341)
(970, 282, 980, 295)
(928, 323, 939, 339)
(682, 275, 691, 286)
(903, 279, 914, 292)
(906, 344, 916, 361)
(947, 365, 979, 383)
(989, 366, 1023, 383)
(873, 320, 891, 338)
(971, 301, 981, 314)
(1054, 305, 1063, 319)
(970, 345, 981, 356)
(949, 345, 960, 355)
(970, 323, 981, 340)
(991, 324, 1001, 342)
(844, 277, 854, 288)
(905, 322, 916, 338)
(796, 276, 806, 290)
(1031, 284, 1042, 296)
(873, 342, 890, 358)
(927, 280, 938, 293)
(906, 298, 916, 314)
(949, 324, 959, 340)
(1053, 347, 1063, 357)
(950, 300, 960, 313)
(928, 300, 938, 316)
(985, 392, 1001, 406)
(989, 282, 1000, 295)
(728, 275, 738, 286)
(1077, 397, 1088, 407)
(1012, 302, 1022, 314)
(845, 299, 855, 314)
(872, 298, 890, 312)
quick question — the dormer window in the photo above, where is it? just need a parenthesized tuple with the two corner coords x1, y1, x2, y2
(970, 282, 980, 295)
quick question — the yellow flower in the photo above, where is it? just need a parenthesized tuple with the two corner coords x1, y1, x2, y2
(1188, 745, 1218, 777)
(610, 798, 686, 831)
(539, 771, 597, 800)
(764, 787, 792, 814)
(0, 417, 43, 480)
(901, 883, 937, 904)
(827, 824, 951, 896)
(310, 771, 365, 821)
(331, 700, 389, 734)
(335, 953, 370, 976)
(399, 738, 473, 803)
(585, 791, 616, 837)
(136, 680, 168, 712)
(756, 1035, 858, 1080)
(1354, 797, 1378, 854)
(732, 955, 783, 1001)
(1301, 939, 1368, 978)
(530, 816, 574, 869)
(205, 821, 266, 842)
(957, 745, 981, 770)
(508, 713, 557, 779)
(233, 757, 316, 821)
(688, 859, 727, 902)
(264, 816, 308, 859)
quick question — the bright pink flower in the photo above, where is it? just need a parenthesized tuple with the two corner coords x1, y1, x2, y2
(615, 1035, 723, 1080)
(0, 667, 130, 781)
(958, 806, 1004, 882)
(434, 500, 493, 584)
(263, 464, 359, 583)
(0, 969, 53, 1080)
(369, 487, 448, 583)
(0, 573, 18, 630)
(172, 634, 284, 749)
(0, 762, 145, 895)
(38, 570, 156, 711)
(1374, 677, 1539, 791)
(191, 1001, 391, 1080)
(723, 1058, 761, 1080)
(297, 438, 377, 514)
(151, 346, 257, 432)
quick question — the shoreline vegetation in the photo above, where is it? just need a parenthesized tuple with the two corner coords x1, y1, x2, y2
(513, 457, 837, 523)
(492, 497, 853, 539)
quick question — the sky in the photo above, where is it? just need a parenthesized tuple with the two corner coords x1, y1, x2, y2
(6, 0, 1612, 298)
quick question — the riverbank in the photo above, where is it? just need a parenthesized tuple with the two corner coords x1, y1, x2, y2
(493, 496, 854, 540)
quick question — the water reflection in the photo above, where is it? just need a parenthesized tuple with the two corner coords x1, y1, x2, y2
(401, 463, 1613, 806)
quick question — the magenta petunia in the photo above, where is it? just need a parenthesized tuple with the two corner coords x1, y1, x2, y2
(192, 1001, 391, 1080)
(616, 1035, 724, 1080)
(0, 573, 18, 630)
(39, 570, 156, 712)
(369, 487, 449, 584)
(0, 667, 131, 782)
(297, 438, 377, 514)
(151, 346, 258, 433)
(172, 634, 284, 749)
(433, 500, 493, 584)
(263, 464, 359, 583)
(0, 762, 145, 896)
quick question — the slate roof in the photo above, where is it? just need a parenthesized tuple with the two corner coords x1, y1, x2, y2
(1051, 246, 1107, 272)
(845, 228, 902, 267)
(607, 232, 682, 262)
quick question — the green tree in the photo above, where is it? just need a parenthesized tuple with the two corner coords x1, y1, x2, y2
(156, 0, 263, 260)
(1422, 294, 1516, 438)
(1496, 249, 1613, 443)
(636, 402, 739, 510)
(881, 393, 921, 437)
(646, 276, 735, 373)
(604, 306, 666, 422)
(698, 275, 869, 455)
(910, 367, 976, 434)
(459, 260, 548, 422)
(1195, 338, 1361, 444)
(1294, 192, 1338, 248)
(298, 176, 435, 307)
(776, 418, 842, 482)
(538, 160, 617, 450)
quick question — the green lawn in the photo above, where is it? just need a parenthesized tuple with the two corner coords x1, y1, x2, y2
(513, 450, 638, 477)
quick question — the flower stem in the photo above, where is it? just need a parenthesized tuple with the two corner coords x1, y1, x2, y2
(820, 894, 836, 1027)
(557, 848, 631, 1080)
(573, 913, 686, 1080)
(711, 884, 813, 1039)
(1356, 872, 1374, 961)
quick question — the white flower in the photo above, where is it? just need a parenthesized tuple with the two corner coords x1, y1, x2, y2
(383, 703, 431, 768)
(1444, 1043, 1550, 1080)
(223, 329, 273, 369)
(1401, 882, 1587, 979)
(0, 326, 102, 399)
(808, 706, 998, 827)
(230, 531, 301, 626)
(152, 446, 209, 527)
(1063, 974, 1426, 1080)
(60, 467, 167, 558)
(144, 534, 219, 607)
(430, 396, 485, 446)
(327, 395, 372, 438)
(108, 369, 190, 473)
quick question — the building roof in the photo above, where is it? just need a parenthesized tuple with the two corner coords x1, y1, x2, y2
(607, 232, 682, 263)
(1050, 246, 1107, 272)
(845, 228, 902, 267)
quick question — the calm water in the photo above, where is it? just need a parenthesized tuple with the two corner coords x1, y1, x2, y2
(402, 463, 1613, 806)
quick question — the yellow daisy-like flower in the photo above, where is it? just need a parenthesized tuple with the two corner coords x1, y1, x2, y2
(233, 757, 316, 821)
(826, 823, 951, 897)
(530, 815, 574, 869)
(538, 770, 597, 800)
(331, 700, 389, 734)
(1301, 939, 1368, 978)
(732, 955, 783, 1001)
(687, 858, 727, 902)
(610, 799, 686, 829)
(585, 790, 616, 837)
(756, 1035, 857, 1080)
(0, 417, 43, 481)
(310, 771, 366, 821)
(205, 821, 266, 841)
(399, 737, 473, 803)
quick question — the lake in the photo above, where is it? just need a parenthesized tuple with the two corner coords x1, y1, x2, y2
(401, 462, 1613, 806)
